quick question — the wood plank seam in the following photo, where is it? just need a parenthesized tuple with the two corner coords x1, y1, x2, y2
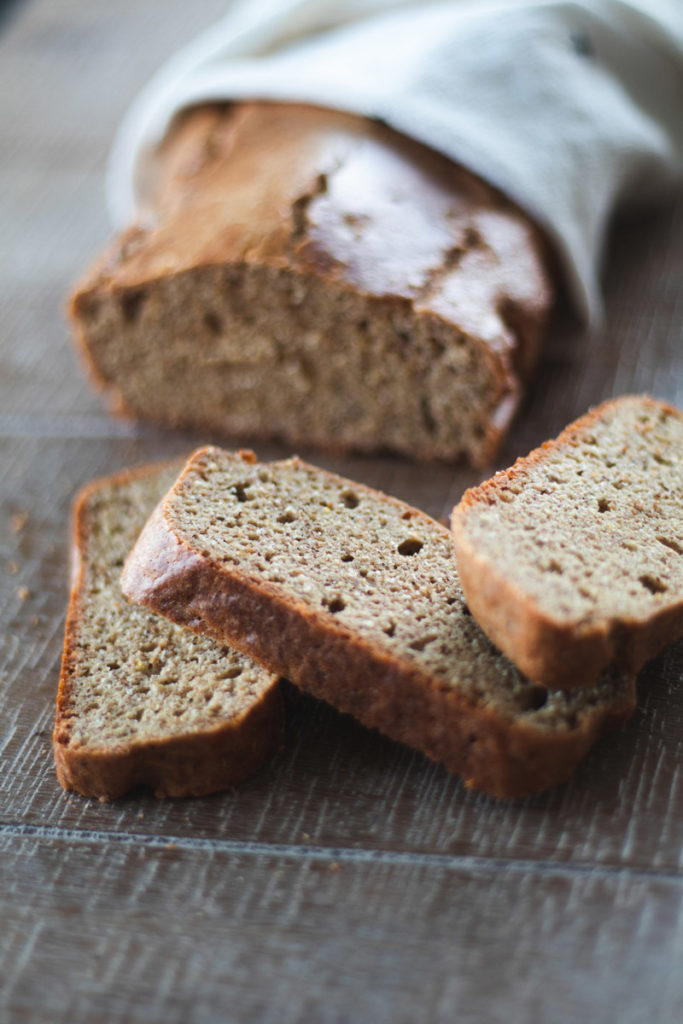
(2, 820, 683, 885)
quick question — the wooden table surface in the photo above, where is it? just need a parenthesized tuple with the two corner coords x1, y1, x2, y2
(1, 2, 682, 1021)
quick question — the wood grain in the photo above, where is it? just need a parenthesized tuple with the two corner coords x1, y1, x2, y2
(1, 0, 682, 1020)
(3, 830, 683, 1024)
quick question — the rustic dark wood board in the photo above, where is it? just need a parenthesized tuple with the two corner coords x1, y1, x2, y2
(3, 830, 683, 1024)
(1, 1, 683, 1021)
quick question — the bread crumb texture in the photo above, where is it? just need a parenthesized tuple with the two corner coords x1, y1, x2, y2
(454, 396, 683, 624)
(57, 467, 277, 752)
(167, 448, 630, 732)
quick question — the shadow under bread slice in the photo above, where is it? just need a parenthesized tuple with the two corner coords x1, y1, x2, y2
(121, 447, 636, 799)
(53, 462, 282, 800)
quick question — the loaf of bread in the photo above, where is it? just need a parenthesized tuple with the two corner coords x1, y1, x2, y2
(53, 462, 282, 800)
(120, 447, 635, 798)
(70, 102, 552, 465)
(451, 395, 683, 689)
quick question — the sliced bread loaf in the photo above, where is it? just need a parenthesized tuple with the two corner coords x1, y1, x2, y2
(451, 395, 683, 689)
(120, 447, 635, 798)
(70, 102, 551, 466)
(53, 462, 282, 800)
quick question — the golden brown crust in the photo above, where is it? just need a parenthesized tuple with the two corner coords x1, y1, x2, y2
(121, 448, 635, 799)
(451, 395, 683, 688)
(69, 102, 553, 465)
(53, 460, 283, 800)
(53, 689, 283, 800)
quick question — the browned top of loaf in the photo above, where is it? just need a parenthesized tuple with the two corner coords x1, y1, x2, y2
(53, 462, 281, 798)
(120, 447, 635, 801)
(451, 395, 683, 686)
(74, 101, 550, 369)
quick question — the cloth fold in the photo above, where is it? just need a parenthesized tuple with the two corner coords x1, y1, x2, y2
(107, 0, 683, 322)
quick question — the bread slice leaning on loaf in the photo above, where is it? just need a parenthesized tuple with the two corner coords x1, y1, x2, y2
(451, 395, 683, 690)
(70, 102, 551, 466)
(120, 447, 635, 799)
(53, 462, 283, 800)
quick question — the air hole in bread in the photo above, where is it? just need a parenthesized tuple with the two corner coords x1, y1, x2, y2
(597, 498, 612, 513)
(409, 634, 437, 652)
(639, 574, 667, 595)
(341, 553, 354, 563)
(341, 491, 359, 509)
(204, 311, 223, 336)
(397, 538, 423, 556)
(217, 666, 243, 679)
(120, 288, 146, 324)
(233, 482, 252, 502)
(324, 596, 346, 614)
(658, 536, 683, 556)
(277, 510, 296, 524)
(528, 686, 548, 710)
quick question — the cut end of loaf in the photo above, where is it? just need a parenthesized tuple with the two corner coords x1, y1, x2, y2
(70, 102, 552, 466)
(72, 263, 521, 465)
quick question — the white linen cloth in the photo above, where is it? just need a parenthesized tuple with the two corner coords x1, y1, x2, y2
(108, 0, 683, 322)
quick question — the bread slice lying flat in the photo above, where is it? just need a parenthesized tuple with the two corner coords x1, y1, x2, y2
(451, 395, 683, 690)
(53, 463, 282, 800)
(120, 447, 635, 798)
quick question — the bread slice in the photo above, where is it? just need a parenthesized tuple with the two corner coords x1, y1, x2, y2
(451, 395, 683, 689)
(53, 462, 282, 800)
(120, 447, 635, 799)
(70, 102, 551, 466)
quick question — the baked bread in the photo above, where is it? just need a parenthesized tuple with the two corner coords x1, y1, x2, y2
(70, 101, 551, 465)
(120, 447, 635, 799)
(451, 395, 683, 689)
(53, 462, 283, 800)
